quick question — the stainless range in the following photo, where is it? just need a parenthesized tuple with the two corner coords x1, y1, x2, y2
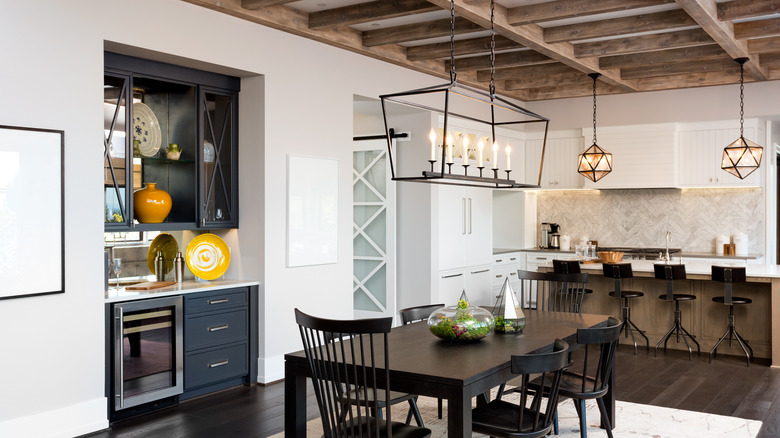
(597, 247, 682, 261)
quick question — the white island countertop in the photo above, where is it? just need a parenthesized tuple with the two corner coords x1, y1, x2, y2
(105, 279, 261, 303)
(541, 260, 780, 282)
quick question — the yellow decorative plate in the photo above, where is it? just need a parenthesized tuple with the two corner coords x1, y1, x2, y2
(186, 233, 230, 280)
(147, 233, 179, 275)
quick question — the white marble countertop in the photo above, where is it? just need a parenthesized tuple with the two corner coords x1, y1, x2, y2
(540, 260, 780, 282)
(105, 279, 261, 303)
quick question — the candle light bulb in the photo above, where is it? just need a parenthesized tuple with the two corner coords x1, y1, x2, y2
(446, 134, 453, 163)
(462, 135, 470, 165)
(506, 145, 512, 171)
(492, 141, 499, 169)
(429, 129, 437, 161)
(477, 139, 484, 168)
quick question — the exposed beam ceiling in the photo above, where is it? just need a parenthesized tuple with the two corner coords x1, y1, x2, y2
(186, 0, 780, 101)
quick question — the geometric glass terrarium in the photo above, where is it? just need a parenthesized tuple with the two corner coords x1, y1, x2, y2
(492, 278, 525, 333)
(427, 290, 495, 342)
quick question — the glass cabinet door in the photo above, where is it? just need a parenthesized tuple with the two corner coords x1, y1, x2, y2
(200, 88, 237, 227)
(104, 73, 132, 229)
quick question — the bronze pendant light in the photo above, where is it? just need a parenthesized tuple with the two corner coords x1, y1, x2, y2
(578, 73, 612, 182)
(721, 58, 763, 179)
(379, 0, 550, 189)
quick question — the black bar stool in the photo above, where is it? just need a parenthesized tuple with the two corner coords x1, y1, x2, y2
(654, 264, 700, 360)
(709, 266, 753, 367)
(553, 259, 592, 313)
(602, 262, 649, 355)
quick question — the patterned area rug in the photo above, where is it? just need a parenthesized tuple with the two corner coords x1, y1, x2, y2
(274, 393, 762, 437)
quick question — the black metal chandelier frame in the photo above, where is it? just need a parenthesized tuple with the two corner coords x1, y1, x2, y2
(379, 0, 550, 189)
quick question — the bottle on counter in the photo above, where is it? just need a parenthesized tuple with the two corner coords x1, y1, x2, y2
(155, 251, 165, 281)
(174, 252, 184, 283)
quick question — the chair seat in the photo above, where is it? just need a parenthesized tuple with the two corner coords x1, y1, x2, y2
(609, 290, 643, 299)
(333, 416, 431, 438)
(343, 388, 416, 407)
(557, 372, 608, 401)
(712, 296, 752, 305)
(472, 399, 555, 438)
(658, 294, 696, 301)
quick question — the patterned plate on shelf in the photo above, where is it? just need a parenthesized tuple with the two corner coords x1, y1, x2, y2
(147, 233, 178, 275)
(186, 233, 230, 280)
(133, 102, 161, 157)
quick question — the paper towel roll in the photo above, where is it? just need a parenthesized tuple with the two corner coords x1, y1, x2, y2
(715, 235, 728, 255)
(733, 233, 748, 256)
(560, 235, 571, 251)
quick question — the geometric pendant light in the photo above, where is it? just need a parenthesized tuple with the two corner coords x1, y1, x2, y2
(721, 58, 763, 179)
(578, 73, 612, 182)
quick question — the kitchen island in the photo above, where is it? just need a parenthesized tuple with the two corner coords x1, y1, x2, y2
(539, 261, 780, 366)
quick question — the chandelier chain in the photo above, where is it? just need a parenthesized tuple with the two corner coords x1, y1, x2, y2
(739, 60, 744, 137)
(449, 0, 456, 83)
(489, 0, 496, 97)
(592, 75, 598, 145)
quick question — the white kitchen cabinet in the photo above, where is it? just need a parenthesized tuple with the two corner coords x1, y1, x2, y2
(525, 135, 585, 189)
(678, 120, 762, 188)
(437, 265, 492, 307)
(437, 186, 493, 270)
(524, 252, 556, 273)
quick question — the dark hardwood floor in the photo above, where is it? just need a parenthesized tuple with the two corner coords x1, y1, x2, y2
(83, 345, 780, 438)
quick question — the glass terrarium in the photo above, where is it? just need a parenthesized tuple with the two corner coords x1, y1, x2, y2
(427, 292, 495, 342)
(492, 278, 526, 334)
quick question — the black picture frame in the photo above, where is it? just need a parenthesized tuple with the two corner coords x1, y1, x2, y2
(0, 125, 64, 300)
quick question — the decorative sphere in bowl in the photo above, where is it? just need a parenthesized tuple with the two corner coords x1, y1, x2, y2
(598, 251, 624, 264)
(427, 299, 495, 342)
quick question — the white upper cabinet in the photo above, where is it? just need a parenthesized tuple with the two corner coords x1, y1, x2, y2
(525, 134, 585, 189)
(582, 123, 679, 189)
(678, 119, 763, 188)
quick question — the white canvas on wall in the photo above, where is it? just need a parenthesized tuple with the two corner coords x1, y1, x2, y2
(287, 155, 339, 267)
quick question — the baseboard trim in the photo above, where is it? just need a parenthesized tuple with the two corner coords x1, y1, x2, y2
(0, 397, 108, 438)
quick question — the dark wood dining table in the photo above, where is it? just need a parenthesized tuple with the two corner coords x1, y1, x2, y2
(284, 310, 614, 438)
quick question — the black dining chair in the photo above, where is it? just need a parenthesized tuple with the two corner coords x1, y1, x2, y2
(516, 269, 589, 313)
(553, 259, 593, 312)
(399, 304, 444, 420)
(471, 339, 570, 438)
(294, 309, 432, 438)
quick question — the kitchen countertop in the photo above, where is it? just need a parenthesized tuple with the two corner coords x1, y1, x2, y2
(494, 247, 761, 260)
(540, 260, 780, 282)
(105, 279, 261, 303)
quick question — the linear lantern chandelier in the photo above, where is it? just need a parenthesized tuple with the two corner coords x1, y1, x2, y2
(379, 0, 550, 189)
(721, 58, 763, 179)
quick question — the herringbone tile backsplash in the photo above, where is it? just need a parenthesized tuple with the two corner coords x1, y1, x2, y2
(537, 188, 764, 254)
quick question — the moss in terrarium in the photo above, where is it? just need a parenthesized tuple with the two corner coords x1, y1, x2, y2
(428, 299, 494, 341)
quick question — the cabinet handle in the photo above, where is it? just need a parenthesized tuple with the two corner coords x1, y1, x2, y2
(472, 269, 489, 274)
(510, 257, 517, 261)
(495, 259, 503, 263)
(462, 198, 466, 235)
(495, 274, 503, 278)
(510, 272, 517, 276)
(208, 324, 229, 332)
(207, 298, 229, 305)
(442, 273, 463, 279)
(208, 359, 229, 368)
(536, 257, 547, 260)
(468, 198, 472, 234)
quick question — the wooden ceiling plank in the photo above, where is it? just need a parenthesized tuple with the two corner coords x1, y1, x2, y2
(308, 0, 439, 30)
(504, 71, 590, 90)
(734, 17, 780, 39)
(620, 57, 739, 79)
(476, 63, 578, 81)
(674, 0, 767, 79)
(424, 0, 638, 91)
(526, 81, 626, 100)
(362, 16, 483, 47)
(574, 28, 713, 57)
(759, 52, 780, 67)
(635, 69, 743, 90)
(507, 0, 675, 25)
(241, 0, 296, 8)
(748, 35, 780, 53)
(406, 36, 523, 61)
(717, 0, 780, 21)
(599, 43, 726, 68)
(543, 9, 697, 44)
(446, 50, 553, 71)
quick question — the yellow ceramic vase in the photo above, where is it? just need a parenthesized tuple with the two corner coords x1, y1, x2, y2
(133, 183, 172, 223)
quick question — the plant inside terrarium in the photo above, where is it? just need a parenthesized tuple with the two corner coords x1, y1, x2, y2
(428, 298, 494, 342)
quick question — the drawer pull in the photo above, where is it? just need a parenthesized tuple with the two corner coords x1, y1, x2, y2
(208, 324, 229, 332)
(208, 359, 229, 368)
(207, 298, 229, 305)
(495, 259, 503, 263)
(442, 273, 463, 279)
(510, 257, 517, 261)
(510, 272, 517, 276)
(495, 274, 503, 278)
(536, 257, 546, 260)
(471, 269, 490, 274)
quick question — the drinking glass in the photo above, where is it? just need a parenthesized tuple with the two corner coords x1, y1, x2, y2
(112, 258, 122, 290)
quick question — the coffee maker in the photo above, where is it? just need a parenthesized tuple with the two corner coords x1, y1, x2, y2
(548, 223, 561, 249)
(540, 223, 550, 248)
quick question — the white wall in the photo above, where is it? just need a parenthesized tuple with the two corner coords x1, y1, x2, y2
(0, 0, 443, 436)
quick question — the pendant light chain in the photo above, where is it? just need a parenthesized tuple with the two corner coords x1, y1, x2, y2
(739, 60, 745, 137)
(489, 0, 496, 98)
(592, 75, 598, 145)
(449, 0, 456, 83)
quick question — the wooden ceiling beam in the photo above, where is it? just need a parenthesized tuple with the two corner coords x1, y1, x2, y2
(599, 43, 726, 69)
(362, 16, 483, 47)
(504, 71, 590, 90)
(308, 0, 439, 30)
(446, 50, 553, 71)
(759, 52, 780, 67)
(406, 36, 523, 61)
(477, 63, 578, 82)
(674, 0, 767, 79)
(425, 0, 638, 91)
(620, 57, 738, 79)
(574, 28, 713, 57)
(241, 0, 296, 8)
(635, 69, 744, 90)
(506, 0, 675, 26)
(525, 81, 626, 101)
(734, 18, 780, 39)
(748, 35, 780, 53)
(717, 0, 780, 21)
(544, 9, 696, 44)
